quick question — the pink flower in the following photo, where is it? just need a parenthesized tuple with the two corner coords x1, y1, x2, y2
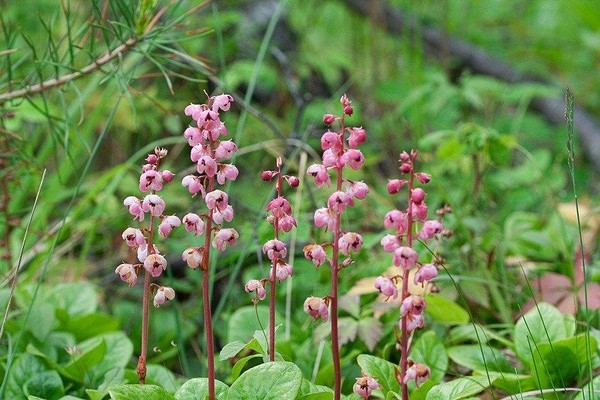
(139, 169, 163, 192)
(153, 286, 175, 307)
(380, 234, 401, 252)
(346, 181, 369, 200)
(347, 127, 366, 148)
(323, 114, 336, 125)
(146, 154, 158, 164)
(197, 155, 218, 177)
(212, 205, 234, 224)
(144, 253, 168, 277)
(136, 243, 159, 263)
(122, 227, 145, 247)
(184, 103, 202, 118)
(141, 194, 165, 217)
(322, 148, 340, 168)
(327, 191, 351, 212)
(304, 296, 328, 322)
(182, 175, 204, 196)
(212, 94, 234, 112)
(375, 276, 398, 299)
(384, 210, 407, 233)
(278, 215, 296, 232)
(286, 175, 300, 187)
(393, 246, 418, 270)
(184, 126, 203, 146)
(401, 294, 426, 317)
(387, 179, 407, 194)
(353, 376, 379, 398)
(419, 220, 443, 240)
(267, 196, 292, 218)
(405, 313, 425, 332)
(217, 164, 239, 185)
(314, 207, 335, 230)
(162, 170, 174, 183)
(411, 188, 425, 204)
(321, 130, 341, 151)
(307, 164, 331, 187)
(338, 232, 363, 255)
(195, 109, 219, 128)
(263, 239, 287, 262)
(123, 196, 145, 221)
(245, 279, 266, 301)
(212, 228, 239, 251)
(304, 244, 327, 267)
(182, 247, 203, 269)
(115, 263, 137, 287)
(158, 215, 181, 238)
(205, 190, 229, 211)
(190, 144, 209, 162)
(271, 261, 294, 282)
(415, 172, 431, 184)
(403, 363, 430, 386)
(204, 121, 227, 141)
(414, 263, 438, 284)
(182, 213, 205, 235)
(341, 149, 365, 170)
(412, 202, 428, 221)
(214, 140, 238, 160)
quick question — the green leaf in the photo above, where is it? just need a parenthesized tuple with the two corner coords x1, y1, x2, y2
(532, 334, 597, 388)
(227, 362, 302, 400)
(487, 372, 536, 394)
(48, 283, 98, 317)
(5, 354, 48, 400)
(60, 312, 120, 342)
(426, 375, 496, 400)
(357, 354, 400, 395)
(219, 341, 247, 361)
(411, 331, 448, 383)
(231, 354, 263, 381)
(298, 379, 333, 397)
(23, 370, 64, 399)
(514, 302, 567, 367)
(61, 337, 107, 382)
(108, 384, 175, 400)
(145, 364, 179, 393)
(447, 345, 513, 373)
(174, 378, 229, 400)
(88, 332, 133, 387)
(424, 294, 469, 324)
(228, 306, 275, 344)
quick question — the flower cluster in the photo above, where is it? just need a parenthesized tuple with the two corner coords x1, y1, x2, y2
(378, 150, 443, 390)
(245, 158, 298, 304)
(180, 94, 239, 268)
(116, 147, 178, 307)
(303, 95, 369, 323)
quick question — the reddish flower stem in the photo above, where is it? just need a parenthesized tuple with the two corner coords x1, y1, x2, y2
(400, 161, 415, 400)
(202, 157, 216, 400)
(331, 117, 346, 400)
(269, 171, 283, 362)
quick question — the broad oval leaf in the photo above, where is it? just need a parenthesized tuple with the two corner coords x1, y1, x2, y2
(175, 378, 229, 400)
(411, 331, 448, 383)
(426, 375, 496, 400)
(227, 361, 302, 400)
(108, 384, 174, 400)
(424, 294, 469, 324)
(357, 354, 400, 395)
(447, 345, 513, 373)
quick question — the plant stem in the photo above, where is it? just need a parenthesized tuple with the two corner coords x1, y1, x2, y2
(137, 270, 151, 384)
(269, 235, 277, 361)
(400, 161, 415, 400)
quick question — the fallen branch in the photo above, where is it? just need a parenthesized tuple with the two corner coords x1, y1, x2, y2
(345, 0, 600, 170)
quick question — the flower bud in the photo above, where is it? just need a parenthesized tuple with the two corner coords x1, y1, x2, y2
(411, 188, 426, 204)
(415, 172, 431, 184)
(153, 286, 175, 307)
(323, 114, 336, 125)
(287, 176, 299, 187)
(262, 170, 275, 181)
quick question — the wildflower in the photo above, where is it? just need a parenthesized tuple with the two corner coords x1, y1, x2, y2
(403, 362, 430, 387)
(139, 169, 163, 192)
(217, 164, 239, 185)
(212, 228, 238, 251)
(387, 179, 406, 194)
(212, 205, 234, 224)
(214, 140, 238, 160)
(245, 279, 266, 301)
(353, 376, 379, 398)
(122, 227, 145, 247)
(307, 164, 331, 187)
(400, 295, 426, 317)
(338, 232, 363, 256)
(347, 127, 366, 148)
(182, 247, 203, 269)
(141, 194, 166, 217)
(182, 175, 204, 196)
(419, 220, 443, 241)
(380, 234, 401, 252)
(303, 244, 327, 267)
(384, 210, 407, 233)
(124, 196, 145, 221)
(144, 254, 167, 278)
(304, 296, 328, 322)
(205, 190, 229, 211)
(341, 149, 365, 170)
(346, 181, 369, 200)
(263, 239, 287, 262)
(414, 264, 438, 284)
(393, 246, 418, 270)
(321, 130, 341, 151)
(374, 276, 398, 299)
(212, 94, 234, 112)
(115, 263, 138, 287)
(153, 286, 175, 307)
(271, 261, 294, 282)
(327, 191, 351, 213)
(136, 243, 159, 263)
(182, 213, 204, 236)
(158, 215, 181, 238)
